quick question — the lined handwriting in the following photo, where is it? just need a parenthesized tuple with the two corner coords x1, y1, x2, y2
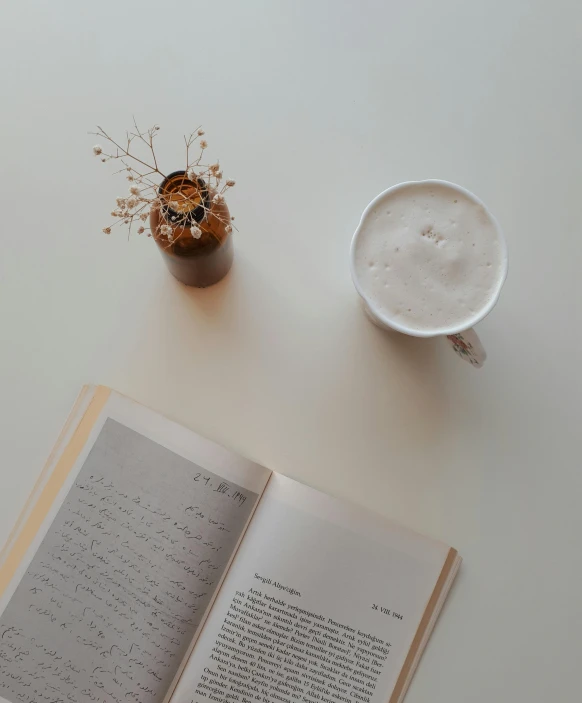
(0, 419, 257, 703)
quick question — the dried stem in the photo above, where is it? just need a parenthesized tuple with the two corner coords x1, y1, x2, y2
(91, 120, 236, 243)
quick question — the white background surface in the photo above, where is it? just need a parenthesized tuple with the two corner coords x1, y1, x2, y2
(0, 1, 580, 701)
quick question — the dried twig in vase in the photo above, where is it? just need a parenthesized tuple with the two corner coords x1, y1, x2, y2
(91, 121, 236, 247)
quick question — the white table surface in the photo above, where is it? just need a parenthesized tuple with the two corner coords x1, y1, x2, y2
(1, 1, 581, 701)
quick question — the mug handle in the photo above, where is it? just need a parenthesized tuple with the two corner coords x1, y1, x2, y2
(446, 329, 487, 368)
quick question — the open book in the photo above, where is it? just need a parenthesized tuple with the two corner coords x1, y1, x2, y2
(0, 386, 460, 703)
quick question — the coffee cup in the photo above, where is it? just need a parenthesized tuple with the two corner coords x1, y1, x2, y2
(350, 180, 508, 367)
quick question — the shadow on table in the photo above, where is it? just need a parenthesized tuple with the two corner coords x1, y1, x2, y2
(168, 257, 235, 320)
(348, 303, 450, 442)
(118, 253, 452, 486)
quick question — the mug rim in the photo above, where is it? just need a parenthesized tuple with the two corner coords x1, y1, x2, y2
(349, 179, 509, 338)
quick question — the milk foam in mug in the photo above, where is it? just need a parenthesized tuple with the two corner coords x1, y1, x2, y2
(350, 180, 508, 367)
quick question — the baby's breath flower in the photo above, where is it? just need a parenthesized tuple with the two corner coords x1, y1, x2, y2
(94, 122, 234, 241)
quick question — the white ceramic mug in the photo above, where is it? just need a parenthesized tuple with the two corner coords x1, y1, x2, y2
(350, 180, 508, 367)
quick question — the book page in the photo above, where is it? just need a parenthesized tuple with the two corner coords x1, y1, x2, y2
(0, 390, 271, 703)
(172, 475, 455, 703)
(0, 385, 95, 568)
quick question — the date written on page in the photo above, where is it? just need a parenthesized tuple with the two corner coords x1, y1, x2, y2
(193, 472, 248, 508)
(372, 604, 403, 620)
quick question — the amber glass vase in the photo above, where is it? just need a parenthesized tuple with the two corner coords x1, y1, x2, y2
(150, 171, 233, 287)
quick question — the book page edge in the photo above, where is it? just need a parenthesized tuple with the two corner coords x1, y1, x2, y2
(393, 552, 461, 703)
(0, 385, 95, 566)
(388, 547, 460, 703)
(0, 385, 111, 596)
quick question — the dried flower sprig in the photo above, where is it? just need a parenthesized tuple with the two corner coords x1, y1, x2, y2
(91, 120, 235, 245)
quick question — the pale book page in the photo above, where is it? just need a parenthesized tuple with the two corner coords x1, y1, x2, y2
(0, 385, 95, 568)
(171, 475, 451, 703)
(0, 391, 271, 703)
